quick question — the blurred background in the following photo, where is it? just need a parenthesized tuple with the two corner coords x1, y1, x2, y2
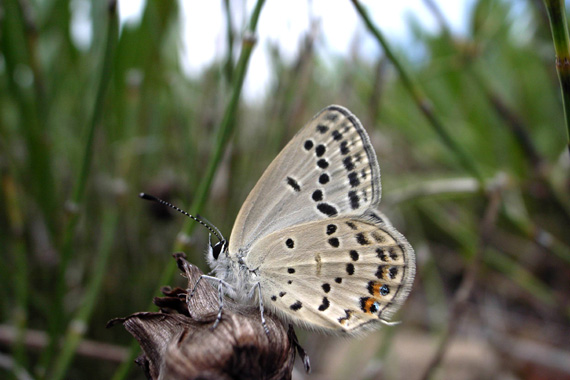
(1, 0, 569, 379)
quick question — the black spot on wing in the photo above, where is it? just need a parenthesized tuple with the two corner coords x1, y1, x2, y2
(285, 238, 294, 249)
(343, 156, 355, 171)
(328, 237, 340, 247)
(349, 250, 359, 261)
(315, 144, 326, 157)
(389, 267, 398, 279)
(290, 301, 303, 311)
(325, 112, 339, 121)
(372, 231, 386, 243)
(348, 191, 360, 210)
(332, 130, 343, 141)
(304, 140, 314, 150)
(288, 268, 295, 274)
(335, 277, 342, 284)
(338, 309, 353, 324)
(340, 140, 350, 155)
(286, 177, 301, 192)
(317, 203, 338, 217)
(316, 125, 328, 133)
(326, 224, 337, 235)
(375, 265, 386, 279)
(359, 297, 369, 312)
(356, 232, 370, 245)
(279, 291, 286, 297)
(322, 283, 331, 293)
(346, 263, 355, 275)
(348, 172, 360, 187)
(271, 295, 277, 301)
(370, 301, 379, 313)
(367, 281, 375, 296)
(312, 189, 323, 202)
(390, 248, 399, 260)
(346, 221, 357, 230)
(317, 159, 329, 169)
(318, 297, 330, 311)
(377, 248, 388, 261)
(318, 173, 330, 184)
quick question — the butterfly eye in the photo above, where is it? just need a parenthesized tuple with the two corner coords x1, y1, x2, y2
(212, 240, 226, 260)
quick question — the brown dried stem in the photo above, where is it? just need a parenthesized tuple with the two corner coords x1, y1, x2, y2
(109, 254, 309, 380)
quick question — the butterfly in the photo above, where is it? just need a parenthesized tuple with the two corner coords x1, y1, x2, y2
(143, 105, 415, 335)
(197, 105, 416, 335)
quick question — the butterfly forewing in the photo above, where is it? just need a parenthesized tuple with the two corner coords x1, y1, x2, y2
(228, 105, 382, 255)
(245, 212, 415, 334)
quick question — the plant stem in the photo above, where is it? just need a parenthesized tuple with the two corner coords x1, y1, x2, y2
(50, 209, 119, 380)
(43, 0, 118, 372)
(2, 0, 57, 234)
(2, 173, 29, 372)
(223, 0, 235, 83)
(111, 2, 266, 378)
(351, 0, 484, 183)
(543, 0, 570, 156)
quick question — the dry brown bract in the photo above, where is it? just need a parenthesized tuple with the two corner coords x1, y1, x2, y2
(108, 253, 310, 380)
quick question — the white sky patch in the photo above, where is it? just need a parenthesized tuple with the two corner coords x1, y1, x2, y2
(179, 1, 227, 77)
(114, 0, 474, 102)
(118, 0, 146, 27)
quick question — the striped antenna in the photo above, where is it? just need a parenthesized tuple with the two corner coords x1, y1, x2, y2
(139, 193, 224, 243)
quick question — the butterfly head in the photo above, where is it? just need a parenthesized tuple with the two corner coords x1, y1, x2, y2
(206, 235, 229, 271)
(211, 238, 227, 260)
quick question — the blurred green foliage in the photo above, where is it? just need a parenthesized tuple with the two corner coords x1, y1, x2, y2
(1, 0, 569, 379)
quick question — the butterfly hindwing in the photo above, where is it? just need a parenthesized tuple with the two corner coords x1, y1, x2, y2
(245, 211, 415, 334)
(228, 105, 382, 255)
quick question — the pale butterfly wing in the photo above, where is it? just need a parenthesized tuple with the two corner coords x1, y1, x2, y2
(228, 105, 381, 255)
(244, 210, 415, 334)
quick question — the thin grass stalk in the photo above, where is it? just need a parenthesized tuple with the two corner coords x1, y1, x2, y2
(2, 0, 57, 234)
(17, 0, 48, 121)
(543, 0, 570, 156)
(42, 0, 118, 370)
(419, 201, 560, 307)
(470, 67, 570, 217)
(111, 2, 266, 378)
(418, 4, 570, 259)
(49, 209, 119, 380)
(419, 187, 501, 380)
(223, 0, 235, 83)
(351, 0, 484, 183)
(177, 0, 266, 241)
(3, 174, 29, 373)
(483, 247, 559, 308)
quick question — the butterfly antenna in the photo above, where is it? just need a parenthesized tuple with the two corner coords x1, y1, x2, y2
(139, 193, 225, 242)
(195, 214, 223, 244)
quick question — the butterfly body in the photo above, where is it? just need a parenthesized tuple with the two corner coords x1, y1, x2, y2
(207, 105, 415, 335)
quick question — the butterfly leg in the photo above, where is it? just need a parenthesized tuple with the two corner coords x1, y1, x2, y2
(188, 274, 232, 299)
(250, 282, 270, 336)
(186, 275, 234, 330)
(211, 279, 224, 330)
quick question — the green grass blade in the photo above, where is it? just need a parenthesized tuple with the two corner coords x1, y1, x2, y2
(42, 0, 119, 373)
(111, 2, 266, 378)
(351, 0, 484, 182)
(543, 0, 570, 156)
